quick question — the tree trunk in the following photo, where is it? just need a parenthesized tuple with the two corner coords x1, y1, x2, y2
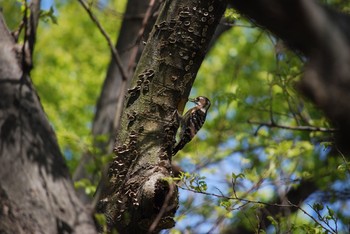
(0, 10, 96, 234)
(98, 0, 227, 232)
(73, 0, 160, 204)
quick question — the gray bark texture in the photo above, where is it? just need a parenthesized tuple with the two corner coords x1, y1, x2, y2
(73, 0, 159, 205)
(97, 0, 227, 232)
(0, 8, 96, 234)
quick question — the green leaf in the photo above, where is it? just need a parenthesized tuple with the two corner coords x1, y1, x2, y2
(267, 216, 278, 226)
(40, 7, 58, 24)
(312, 203, 324, 212)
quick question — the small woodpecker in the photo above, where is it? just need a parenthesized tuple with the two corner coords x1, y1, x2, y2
(172, 96, 211, 156)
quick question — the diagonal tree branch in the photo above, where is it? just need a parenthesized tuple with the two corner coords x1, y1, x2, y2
(247, 119, 337, 133)
(78, 0, 128, 80)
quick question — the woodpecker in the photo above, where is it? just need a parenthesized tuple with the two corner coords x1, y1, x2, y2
(172, 96, 211, 156)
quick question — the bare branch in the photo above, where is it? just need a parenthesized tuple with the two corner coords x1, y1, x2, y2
(292, 203, 335, 234)
(11, 20, 24, 42)
(77, 0, 128, 80)
(247, 119, 337, 133)
(179, 185, 335, 234)
(179, 184, 288, 208)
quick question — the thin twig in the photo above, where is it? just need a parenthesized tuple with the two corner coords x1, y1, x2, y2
(78, 0, 128, 80)
(179, 185, 292, 208)
(336, 146, 350, 174)
(308, 204, 337, 233)
(207, 178, 263, 234)
(248, 120, 337, 133)
(148, 183, 175, 233)
(293, 203, 335, 234)
(11, 20, 24, 42)
(179, 185, 335, 234)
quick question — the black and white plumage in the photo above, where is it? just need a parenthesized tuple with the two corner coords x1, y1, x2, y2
(172, 96, 211, 156)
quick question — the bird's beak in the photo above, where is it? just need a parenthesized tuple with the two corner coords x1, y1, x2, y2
(188, 98, 196, 103)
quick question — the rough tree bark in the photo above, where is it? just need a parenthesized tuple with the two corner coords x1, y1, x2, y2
(74, 0, 232, 206)
(73, 0, 159, 204)
(98, 0, 227, 232)
(230, 0, 350, 153)
(3, 0, 344, 232)
(0, 4, 96, 234)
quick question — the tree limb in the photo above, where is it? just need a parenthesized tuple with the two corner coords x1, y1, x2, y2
(78, 0, 128, 80)
(247, 119, 337, 133)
